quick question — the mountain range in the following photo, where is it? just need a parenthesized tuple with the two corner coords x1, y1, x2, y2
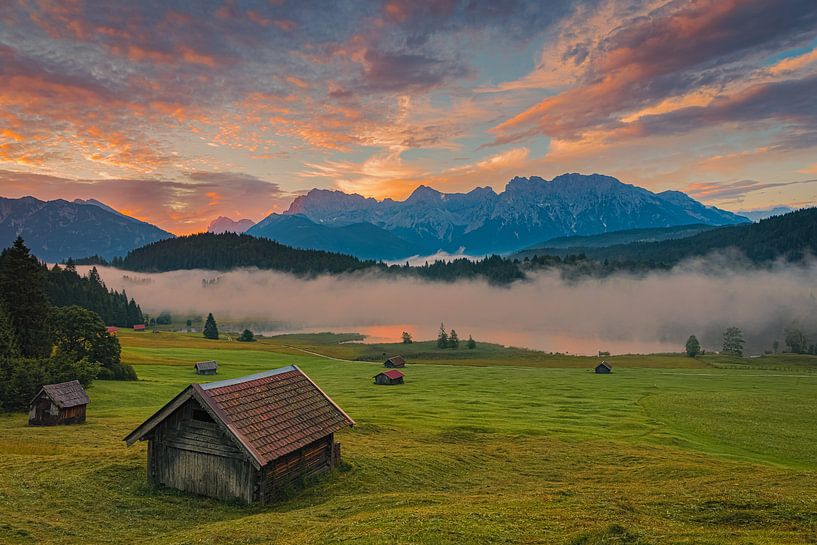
(247, 173, 748, 259)
(0, 196, 172, 262)
(207, 216, 256, 234)
(0, 173, 752, 262)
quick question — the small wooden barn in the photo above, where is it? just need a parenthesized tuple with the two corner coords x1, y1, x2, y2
(194, 360, 218, 375)
(133, 324, 146, 331)
(124, 365, 354, 504)
(29, 380, 89, 426)
(374, 370, 404, 385)
(384, 355, 406, 368)
(106, 326, 119, 335)
(595, 361, 612, 374)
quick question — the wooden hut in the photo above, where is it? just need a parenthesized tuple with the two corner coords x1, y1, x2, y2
(595, 361, 612, 374)
(124, 365, 354, 504)
(133, 324, 146, 331)
(106, 326, 119, 335)
(194, 360, 218, 375)
(384, 355, 406, 368)
(28, 380, 89, 426)
(374, 370, 404, 385)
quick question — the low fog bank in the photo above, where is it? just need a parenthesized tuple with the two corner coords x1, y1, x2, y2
(91, 261, 817, 355)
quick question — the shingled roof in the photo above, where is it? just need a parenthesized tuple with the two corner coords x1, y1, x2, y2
(378, 370, 404, 380)
(35, 380, 89, 408)
(124, 365, 354, 468)
(195, 360, 218, 371)
(385, 355, 405, 367)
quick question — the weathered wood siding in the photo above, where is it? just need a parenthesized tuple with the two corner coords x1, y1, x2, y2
(260, 434, 335, 503)
(146, 398, 256, 503)
(374, 375, 403, 385)
(28, 395, 86, 426)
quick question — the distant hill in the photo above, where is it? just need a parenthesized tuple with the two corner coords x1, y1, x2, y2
(0, 196, 173, 262)
(252, 173, 748, 259)
(524, 208, 817, 266)
(247, 214, 422, 260)
(116, 232, 374, 274)
(111, 209, 817, 284)
(207, 216, 256, 234)
(516, 224, 716, 259)
(735, 206, 795, 222)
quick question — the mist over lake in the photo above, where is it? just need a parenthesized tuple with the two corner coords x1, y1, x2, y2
(90, 260, 817, 356)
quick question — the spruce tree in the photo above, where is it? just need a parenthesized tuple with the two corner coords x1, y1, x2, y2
(0, 303, 19, 358)
(238, 329, 255, 342)
(203, 313, 219, 340)
(685, 335, 701, 357)
(436, 323, 448, 349)
(721, 327, 744, 356)
(448, 329, 460, 349)
(466, 335, 476, 350)
(0, 237, 51, 357)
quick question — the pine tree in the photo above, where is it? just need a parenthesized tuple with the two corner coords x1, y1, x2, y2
(0, 237, 51, 357)
(401, 331, 413, 344)
(238, 329, 255, 342)
(436, 323, 448, 349)
(448, 329, 459, 349)
(466, 335, 476, 350)
(685, 335, 701, 357)
(0, 303, 19, 358)
(721, 327, 744, 357)
(203, 313, 219, 340)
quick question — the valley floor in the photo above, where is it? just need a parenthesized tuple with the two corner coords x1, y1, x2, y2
(1, 332, 816, 544)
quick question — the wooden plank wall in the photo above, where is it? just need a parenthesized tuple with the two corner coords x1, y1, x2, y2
(146, 398, 256, 503)
(260, 435, 334, 503)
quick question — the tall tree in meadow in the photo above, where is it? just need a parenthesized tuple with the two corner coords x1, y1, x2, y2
(784, 328, 807, 354)
(685, 335, 701, 357)
(436, 323, 448, 349)
(203, 313, 219, 340)
(401, 331, 413, 344)
(0, 237, 51, 357)
(721, 327, 745, 357)
(466, 335, 476, 350)
(448, 329, 460, 349)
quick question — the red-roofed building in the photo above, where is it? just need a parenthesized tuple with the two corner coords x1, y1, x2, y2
(374, 369, 404, 385)
(106, 326, 119, 335)
(132, 324, 146, 331)
(124, 365, 354, 503)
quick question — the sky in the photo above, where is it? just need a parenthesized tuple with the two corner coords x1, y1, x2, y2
(1, 0, 816, 234)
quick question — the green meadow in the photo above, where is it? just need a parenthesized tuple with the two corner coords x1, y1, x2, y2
(1, 331, 816, 544)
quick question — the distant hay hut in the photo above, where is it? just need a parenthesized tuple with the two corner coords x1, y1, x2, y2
(133, 324, 146, 331)
(124, 365, 354, 504)
(106, 326, 119, 335)
(195, 360, 218, 375)
(374, 370, 404, 385)
(595, 361, 612, 374)
(28, 380, 89, 426)
(384, 355, 406, 368)
(598, 350, 610, 357)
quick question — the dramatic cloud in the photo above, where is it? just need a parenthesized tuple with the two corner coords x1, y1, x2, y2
(0, 169, 291, 233)
(1, 0, 816, 215)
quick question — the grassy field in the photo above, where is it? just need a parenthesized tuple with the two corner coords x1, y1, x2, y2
(1, 331, 816, 544)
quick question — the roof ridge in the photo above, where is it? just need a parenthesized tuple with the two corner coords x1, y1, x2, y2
(200, 365, 297, 390)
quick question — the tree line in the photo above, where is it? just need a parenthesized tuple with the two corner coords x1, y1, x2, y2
(0, 238, 138, 412)
(684, 325, 817, 358)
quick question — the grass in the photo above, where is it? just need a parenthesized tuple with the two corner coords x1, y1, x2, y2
(1, 331, 816, 544)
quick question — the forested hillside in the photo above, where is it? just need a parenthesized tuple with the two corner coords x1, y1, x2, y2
(535, 208, 817, 265)
(114, 232, 375, 274)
